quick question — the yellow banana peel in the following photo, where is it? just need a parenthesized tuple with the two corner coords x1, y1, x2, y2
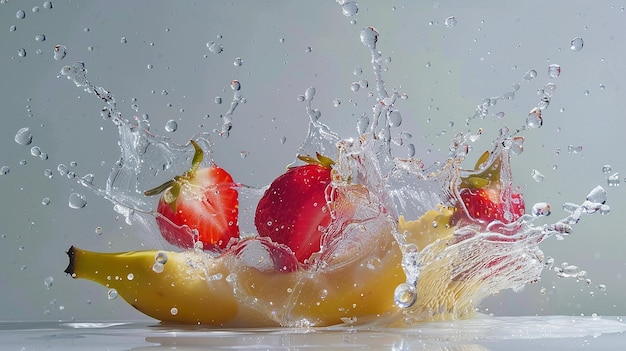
(66, 208, 477, 327)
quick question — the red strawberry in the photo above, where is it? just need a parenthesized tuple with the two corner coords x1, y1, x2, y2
(453, 150, 525, 230)
(144, 140, 239, 250)
(458, 188, 525, 225)
(254, 153, 334, 263)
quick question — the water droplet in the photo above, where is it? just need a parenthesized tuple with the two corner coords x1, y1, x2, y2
(523, 69, 537, 81)
(233, 57, 243, 66)
(35, 33, 46, 42)
(164, 119, 177, 132)
(230, 80, 241, 91)
(152, 262, 164, 273)
(366, 258, 382, 270)
(17, 48, 26, 57)
(526, 107, 542, 128)
(68, 192, 87, 209)
(607, 173, 620, 187)
(567, 145, 583, 154)
(548, 64, 561, 78)
(360, 26, 379, 50)
(394, 283, 417, 308)
(0, 166, 10, 175)
(53, 45, 67, 60)
(120, 37, 127, 44)
(226, 273, 237, 283)
(94, 226, 102, 235)
(531, 169, 545, 182)
(558, 264, 580, 278)
(15, 127, 33, 145)
(389, 110, 402, 127)
(531, 202, 551, 217)
(41, 197, 51, 205)
(9, 25, 17, 32)
(444, 16, 457, 28)
(332, 98, 341, 107)
(304, 87, 316, 100)
(597, 284, 607, 292)
(353, 66, 363, 75)
(341, 1, 359, 16)
(43, 276, 54, 289)
(280, 136, 287, 144)
(319, 289, 329, 300)
(543, 83, 557, 97)
(602, 165, 612, 174)
(207, 41, 223, 54)
(30, 147, 42, 157)
(107, 288, 118, 300)
(407, 143, 415, 158)
(586, 186, 607, 204)
(350, 82, 360, 92)
(32, 6, 40, 13)
(570, 37, 584, 51)
(16, 10, 26, 19)
(43, 1, 53, 9)
(170, 307, 178, 316)
(240, 151, 248, 158)
(126, 273, 134, 281)
(155, 251, 168, 264)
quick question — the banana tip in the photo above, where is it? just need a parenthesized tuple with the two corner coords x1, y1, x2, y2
(64, 245, 76, 276)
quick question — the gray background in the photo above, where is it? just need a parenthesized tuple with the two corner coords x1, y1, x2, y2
(0, 1, 624, 322)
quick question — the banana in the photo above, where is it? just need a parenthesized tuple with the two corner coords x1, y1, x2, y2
(66, 208, 473, 327)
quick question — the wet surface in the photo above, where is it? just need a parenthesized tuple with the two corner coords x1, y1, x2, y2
(3, 315, 626, 350)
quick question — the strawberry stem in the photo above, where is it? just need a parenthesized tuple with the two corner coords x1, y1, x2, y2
(144, 179, 176, 196)
(297, 152, 335, 168)
(189, 140, 203, 173)
(144, 139, 205, 197)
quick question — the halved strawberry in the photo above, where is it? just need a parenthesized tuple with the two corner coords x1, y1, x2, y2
(144, 140, 239, 250)
(458, 188, 525, 225)
(254, 153, 334, 263)
(452, 150, 525, 230)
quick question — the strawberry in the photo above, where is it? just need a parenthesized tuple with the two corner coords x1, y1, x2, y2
(458, 188, 525, 225)
(452, 150, 525, 230)
(144, 140, 239, 250)
(254, 153, 334, 263)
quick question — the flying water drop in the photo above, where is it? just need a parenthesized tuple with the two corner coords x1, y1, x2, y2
(360, 26, 378, 50)
(68, 193, 87, 209)
(531, 202, 551, 217)
(207, 41, 223, 54)
(341, 1, 359, 16)
(107, 288, 118, 300)
(53, 45, 67, 60)
(570, 37, 584, 51)
(607, 173, 620, 187)
(526, 107, 542, 128)
(15, 127, 33, 145)
(531, 169, 545, 182)
(548, 64, 561, 78)
(444, 16, 457, 28)
(164, 119, 178, 132)
(44, 276, 54, 289)
(523, 69, 537, 81)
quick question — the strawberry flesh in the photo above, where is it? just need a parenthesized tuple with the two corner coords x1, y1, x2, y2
(146, 141, 239, 251)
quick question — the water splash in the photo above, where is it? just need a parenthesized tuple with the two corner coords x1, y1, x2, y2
(56, 23, 611, 327)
